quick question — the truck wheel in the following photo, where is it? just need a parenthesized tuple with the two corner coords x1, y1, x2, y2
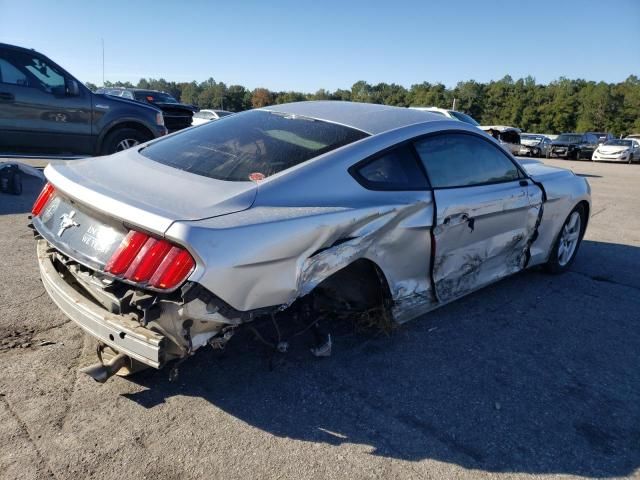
(544, 204, 586, 274)
(101, 128, 151, 155)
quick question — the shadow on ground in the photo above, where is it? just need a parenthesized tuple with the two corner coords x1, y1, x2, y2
(0, 174, 44, 215)
(124, 240, 640, 478)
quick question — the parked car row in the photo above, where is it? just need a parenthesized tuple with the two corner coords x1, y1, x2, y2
(411, 105, 636, 164)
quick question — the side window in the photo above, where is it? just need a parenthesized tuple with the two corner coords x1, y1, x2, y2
(351, 144, 429, 191)
(4, 52, 65, 93)
(414, 133, 521, 188)
(121, 91, 134, 99)
(0, 57, 29, 86)
(22, 56, 64, 92)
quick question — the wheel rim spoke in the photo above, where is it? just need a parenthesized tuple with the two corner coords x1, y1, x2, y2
(116, 139, 139, 151)
(557, 212, 582, 266)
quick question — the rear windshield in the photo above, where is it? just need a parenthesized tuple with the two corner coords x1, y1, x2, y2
(604, 140, 631, 147)
(449, 111, 480, 126)
(140, 110, 369, 181)
(556, 134, 582, 143)
(134, 91, 178, 103)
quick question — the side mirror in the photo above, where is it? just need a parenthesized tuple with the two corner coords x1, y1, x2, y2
(66, 79, 80, 97)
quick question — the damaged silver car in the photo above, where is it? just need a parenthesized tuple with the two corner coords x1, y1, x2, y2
(31, 101, 591, 381)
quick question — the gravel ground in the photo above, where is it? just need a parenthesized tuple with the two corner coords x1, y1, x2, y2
(0, 158, 639, 480)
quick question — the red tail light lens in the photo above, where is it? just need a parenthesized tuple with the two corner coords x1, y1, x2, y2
(149, 247, 196, 290)
(125, 238, 173, 283)
(32, 182, 55, 216)
(105, 231, 148, 275)
(105, 229, 195, 290)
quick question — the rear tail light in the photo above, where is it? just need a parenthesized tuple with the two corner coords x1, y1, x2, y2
(32, 182, 55, 216)
(105, 230, 195, 290)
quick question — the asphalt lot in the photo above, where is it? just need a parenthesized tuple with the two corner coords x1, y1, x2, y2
(0, 158, 639, 480)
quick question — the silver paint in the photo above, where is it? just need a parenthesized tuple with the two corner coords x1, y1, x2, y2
(36, 102, 591, 367)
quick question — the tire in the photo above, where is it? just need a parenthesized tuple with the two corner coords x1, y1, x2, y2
(101, 128, 151, 155)
(544, 204, 586, 274)
(12, 171, 22, 195)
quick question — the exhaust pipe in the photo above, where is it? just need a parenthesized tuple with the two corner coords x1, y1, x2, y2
(80, 352, 129, 383)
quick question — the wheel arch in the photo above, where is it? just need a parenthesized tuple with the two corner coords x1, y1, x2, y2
(305, 257, 393, 313)
(96, 120, 155, 155)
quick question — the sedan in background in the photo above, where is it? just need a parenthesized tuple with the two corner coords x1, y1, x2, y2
(592, 139, 640, 163)
(518, 134, 552, 158)
(549, 133, 599, 160)
(30, 102, 590, 382)
(191, 109, 234, 126)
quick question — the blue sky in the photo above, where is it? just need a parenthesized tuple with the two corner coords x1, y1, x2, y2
(1, 0, 638, 91)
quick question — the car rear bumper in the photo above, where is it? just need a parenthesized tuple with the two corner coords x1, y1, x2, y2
(37, 239, 166, 368)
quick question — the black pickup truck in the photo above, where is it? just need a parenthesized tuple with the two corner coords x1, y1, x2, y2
(0, 43, 167, 156)
(96, 88, 195, 133)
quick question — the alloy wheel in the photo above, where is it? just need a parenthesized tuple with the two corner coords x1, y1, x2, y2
(557, 211, 581, 266)
(116, 138, 140, 151)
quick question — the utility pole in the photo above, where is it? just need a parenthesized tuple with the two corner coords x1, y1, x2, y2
(101, 38, 105, 86)
(452, 97, 457, 111)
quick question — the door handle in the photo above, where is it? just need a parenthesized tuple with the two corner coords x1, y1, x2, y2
(0, 92, 15, 102)
(443, 213, 475, 232)
(443, 212, 470, 225)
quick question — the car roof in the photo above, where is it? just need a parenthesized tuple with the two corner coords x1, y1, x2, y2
(0, 42, 35, 53)
(261, 101, 443, 135)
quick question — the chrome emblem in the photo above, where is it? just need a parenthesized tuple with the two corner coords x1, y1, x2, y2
(57, 211, 80, 237)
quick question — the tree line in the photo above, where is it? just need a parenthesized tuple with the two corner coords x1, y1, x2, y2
(85, 75, 640, 136)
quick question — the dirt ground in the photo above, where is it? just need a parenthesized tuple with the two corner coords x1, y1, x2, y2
(0, 158, 639, 480)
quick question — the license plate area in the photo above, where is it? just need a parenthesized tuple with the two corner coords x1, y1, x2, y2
(34, 194, 127, 270)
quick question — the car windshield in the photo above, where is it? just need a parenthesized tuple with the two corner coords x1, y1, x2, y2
(449, 111, 480, 126)
(134, 91, 178, 103)
(140, 110, 369, 181)
(521, 135, 543, 143)
(604, 140, 632, 147)
(556, 134, 582, 143)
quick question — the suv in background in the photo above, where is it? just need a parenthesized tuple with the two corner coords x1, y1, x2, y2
(0, 43, 167, 156)
(587, 132, 615, 144)
(549, 133, 599, 159)
(97, 87, 195, 133)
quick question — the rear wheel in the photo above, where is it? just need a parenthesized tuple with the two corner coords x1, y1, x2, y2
(101, 128, 151, 155)
(544, 205, 585, 274)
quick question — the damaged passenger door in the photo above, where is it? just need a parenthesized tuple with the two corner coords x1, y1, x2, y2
(413, 132, 542, 303)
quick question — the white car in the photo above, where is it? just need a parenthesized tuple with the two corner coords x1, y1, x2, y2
(191, 109, 234, 126)
(592, 139, 640, 163)
(480, 125, 522, 156)
(409, 107, 481, 127)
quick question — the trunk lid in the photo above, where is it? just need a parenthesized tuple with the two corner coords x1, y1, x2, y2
(43, 147, 257, 235)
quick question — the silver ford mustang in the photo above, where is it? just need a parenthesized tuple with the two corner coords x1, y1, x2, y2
(31, 101, 590, 381)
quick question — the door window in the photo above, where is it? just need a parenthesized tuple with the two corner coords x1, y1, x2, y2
(351, 144, 429, 190)
(414, 133, 521, 188)
(4, 52, 65, 93)
(0, 57, 29, 86)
